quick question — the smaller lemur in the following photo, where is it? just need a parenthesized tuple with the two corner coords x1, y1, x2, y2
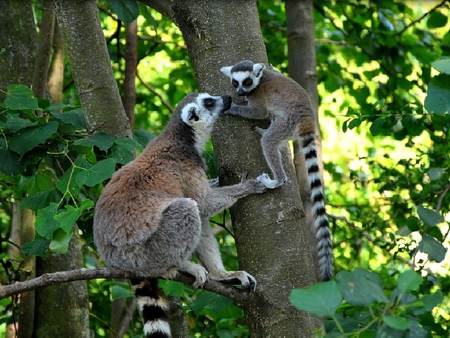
(220, 60, 333, 281)
(94, 93, 267, 338)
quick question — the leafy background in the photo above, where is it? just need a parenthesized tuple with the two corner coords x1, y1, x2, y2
(1, 0, 449, 337)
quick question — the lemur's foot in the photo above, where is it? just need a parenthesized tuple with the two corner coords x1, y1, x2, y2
(209, 270, 257, 291)
(180, 262, 208, 289)
(256, 173, 286, 189)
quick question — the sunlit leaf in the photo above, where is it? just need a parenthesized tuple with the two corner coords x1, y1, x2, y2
(417, 205, 443, 227)
(419, 235, 446, 262)
(290, 281, 342, 317)
(397, 270, 423, 292)
(336, 269, 389, 306)
(431, 57, 450, 75)
(427, 11, 447, 29)
(424, 74, 450, 115)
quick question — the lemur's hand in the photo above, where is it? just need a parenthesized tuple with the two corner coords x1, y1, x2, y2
(240, 172, 267, 194)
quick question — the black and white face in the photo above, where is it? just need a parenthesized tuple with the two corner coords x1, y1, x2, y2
(181, 93, 231, 128)
(221, 61, 265, 96)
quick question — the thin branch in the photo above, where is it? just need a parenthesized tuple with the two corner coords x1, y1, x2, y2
(436, 183, 450, 213)
(136, 71, 174, 113)
(396, 0, 449, 36)
(0, 267, 251, 303)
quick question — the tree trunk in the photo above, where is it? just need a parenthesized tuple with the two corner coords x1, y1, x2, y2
(34, 231, 91, 337)
(0, 0, 37, 101)
(0, 2, 37, 337)
(33, 8, 92, 335)
(53, 0, 132, 138)
(122, 20, 138, 129)
(286, 0, 326, 279)
(171, 0, 323, 336)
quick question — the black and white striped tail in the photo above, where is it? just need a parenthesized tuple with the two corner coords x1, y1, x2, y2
(301, 133, 334, 281)
(130, 278, 171, 338)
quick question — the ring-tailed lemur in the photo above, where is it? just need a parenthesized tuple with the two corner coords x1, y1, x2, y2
(220, 60, 333, 281)
(93, 93, 267, 338)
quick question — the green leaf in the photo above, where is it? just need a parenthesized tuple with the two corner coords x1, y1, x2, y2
(191, 292, 234, 316)
(428, 168, 445, 180)
(4, 84, 39, 110)
(35, 203, 60, 239)
(49, 109, 86, 129)
(397, 270, 423, 292)
(76, 158, 117, 187)
(427, 11, 447, 29)
(422, 290, 443, 311)
(21, 238, 50, 256)
(160, 280, 185, 297)
(109, 0, 139, 24)
(0, 148, 28, 175)
(49, 228, 73, 254)
(419, 234, 446, 262)
(431, 57, 450, 75)
(370, 117, 386, 136)
(290, 281, 342, 317)
(73, 133, 115, 151)
(111, 285, 134, 300)
(382, 315, 411, 330)
(110, 136, 142, 164)
(20, 189, 61, 211)
(424, 74, 450, 115)
(133, 128, 155, 147)
(6, 113, 38, 132)
(9, 121, 59, 155)
(417, 205, 443, 227)
(54, 200, 94, 233)
(336, 269, 389, 306)
(347, 118, 362, 130)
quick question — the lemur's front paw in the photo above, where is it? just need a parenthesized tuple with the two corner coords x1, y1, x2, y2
(181, 262, 208, 289)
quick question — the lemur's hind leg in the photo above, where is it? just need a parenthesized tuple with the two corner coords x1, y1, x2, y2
(195, 217, 257, 291)
(252, 117, 294, 189)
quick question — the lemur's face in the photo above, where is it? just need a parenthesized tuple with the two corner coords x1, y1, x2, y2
(221, 60, 265, 96)
(181, 93, 231, 128)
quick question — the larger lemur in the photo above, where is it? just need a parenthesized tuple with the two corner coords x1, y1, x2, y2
(94, 93, 267, 338)
(221, 60, 333, 281)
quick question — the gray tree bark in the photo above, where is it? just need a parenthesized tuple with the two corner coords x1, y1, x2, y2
(53, 0, 132, 138)
(0, 2, 37, 337)
(286, 0, 326, 280)
(33, 7, 92, 335)
(165, 0, 324, 336)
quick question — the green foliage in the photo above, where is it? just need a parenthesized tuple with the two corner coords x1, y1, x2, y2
(0, 84, 138, 257)
(291, 269, 443, 337)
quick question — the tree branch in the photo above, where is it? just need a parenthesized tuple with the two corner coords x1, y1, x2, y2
(136, 71, 174, 112)
(0, 267, 251, 303)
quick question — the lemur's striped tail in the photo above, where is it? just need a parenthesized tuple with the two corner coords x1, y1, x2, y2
(301, 133, 334, 281)
(130, 278, 171, 338)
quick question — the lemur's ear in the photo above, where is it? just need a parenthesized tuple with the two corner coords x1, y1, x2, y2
(220, 66, 232, 78)
(253, 63, 266, 77)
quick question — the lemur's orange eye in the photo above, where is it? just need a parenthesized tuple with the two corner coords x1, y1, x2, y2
(232, 80, 238, 88)
(244, 78, 253, 86)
